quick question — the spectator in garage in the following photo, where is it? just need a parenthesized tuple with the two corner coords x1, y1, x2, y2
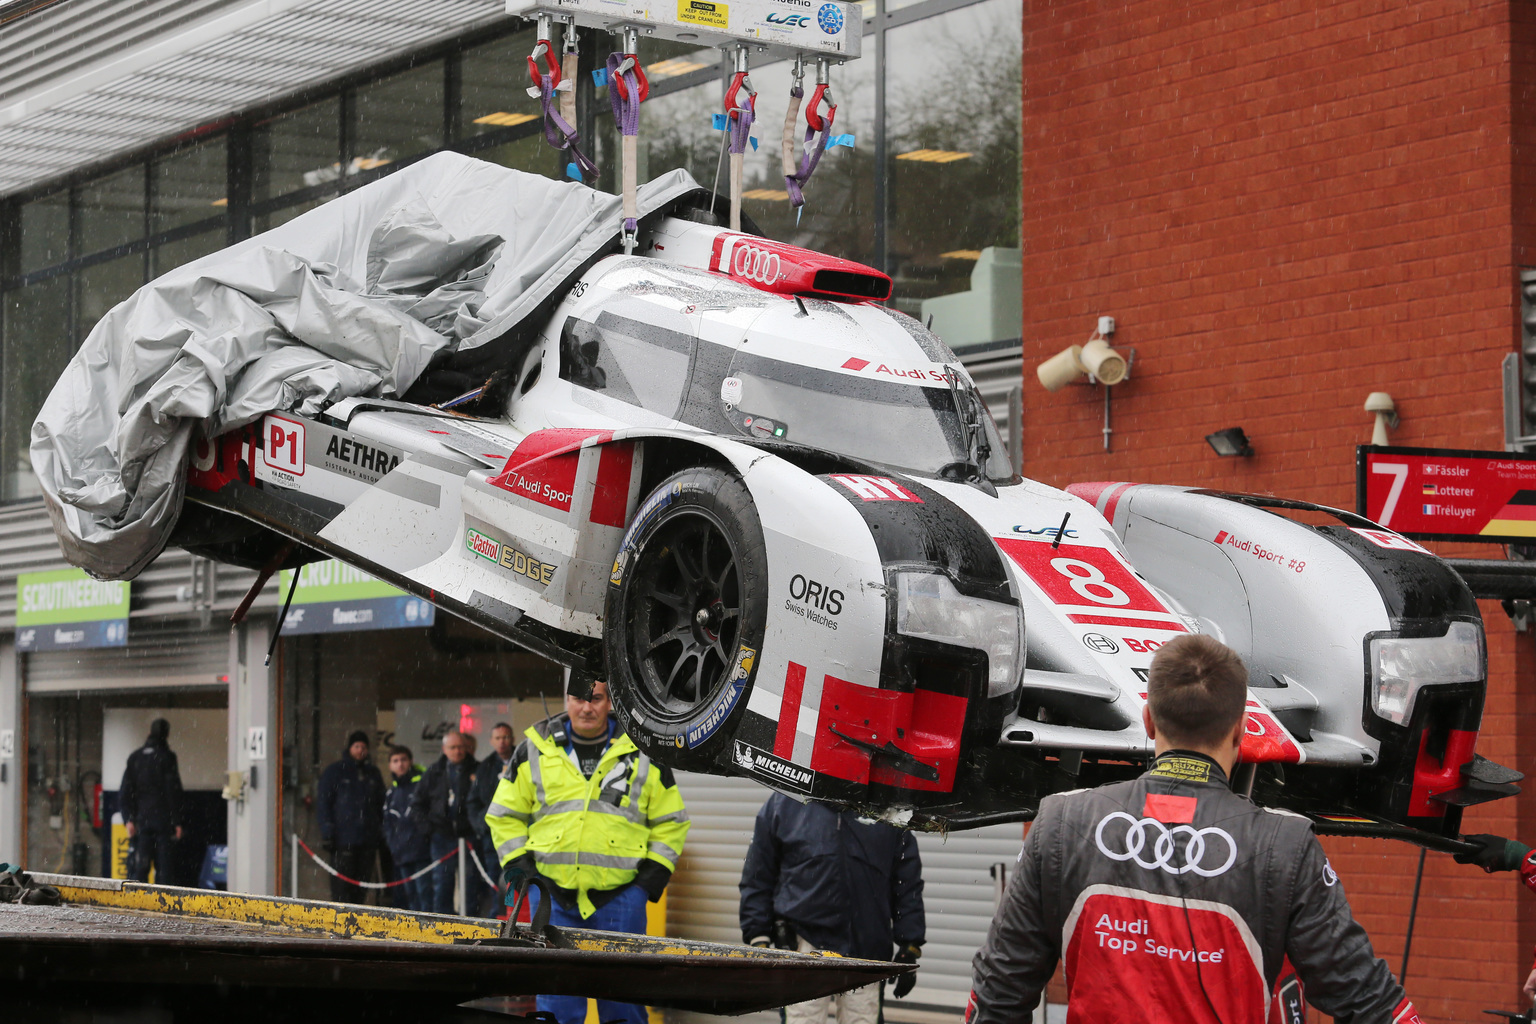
(739, 794, 926, 1024)
(468, 722, 516, 917)
(411, 729, 480, 914)
(317, 729, 386, 904)
(383, 745, 430, 912)
(119, 717, 185, 885)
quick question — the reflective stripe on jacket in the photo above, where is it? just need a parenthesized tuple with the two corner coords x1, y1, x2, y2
(486, 714, 690, 917)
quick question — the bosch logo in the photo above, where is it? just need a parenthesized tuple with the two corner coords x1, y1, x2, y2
(1094, 811, 1237, 878)
(817, 2, 844, 33)
(1082, 633, 1119, 654)
(732, 244, 783, 284)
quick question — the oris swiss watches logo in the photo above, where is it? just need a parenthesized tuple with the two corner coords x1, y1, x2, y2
(1094, 811, 1238, 877)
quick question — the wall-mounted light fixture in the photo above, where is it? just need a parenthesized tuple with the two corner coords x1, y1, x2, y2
(1365, 392, 1398, 446)
(1205, 427, 1254, 457)
(1036, 317, 1132, 449)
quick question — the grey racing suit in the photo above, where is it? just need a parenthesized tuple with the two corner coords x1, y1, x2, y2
(968, 751, 1421, 1024)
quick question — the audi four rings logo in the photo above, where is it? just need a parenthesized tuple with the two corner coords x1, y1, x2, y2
(1094, 811, 1238, 877)
(732, 244, 783, 284)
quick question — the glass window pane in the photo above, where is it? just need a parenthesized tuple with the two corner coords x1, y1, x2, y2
(639, 37, 722, 83)
(75, 256, 145, 345)
(153, 137, 227, 234)
(2, 276, 71, 500)
(731, 56, 877, 267)
(253, 194, 335, 234)
(475, 135, 558, 177)
(252, 99, 341, 202)
(352, 61, 445, 172)
(19, 191, 69, 272)
(152, 228, 225, 277)
(460, 30, 541, 141)
(78, 165, 146, 254)
(887, 0, 1021, 348)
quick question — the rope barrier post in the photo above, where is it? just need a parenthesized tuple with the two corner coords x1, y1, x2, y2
(291, 833, 298, 898)
(457, 839, 467, 916)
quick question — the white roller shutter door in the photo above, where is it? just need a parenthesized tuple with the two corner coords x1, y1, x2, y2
(665, 769, 1025, 1023)
(25, 620, 230, 693)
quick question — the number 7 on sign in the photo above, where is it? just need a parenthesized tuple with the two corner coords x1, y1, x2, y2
(1371, 462, 1408, 526)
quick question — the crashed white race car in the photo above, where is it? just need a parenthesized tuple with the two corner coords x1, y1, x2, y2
(34, 156, 1514, 842)
(179, 219, 1516, 844)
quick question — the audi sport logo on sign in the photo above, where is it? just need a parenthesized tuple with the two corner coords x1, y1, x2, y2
(1094, 811, 1238, 877)
(1357, 443, 1536, 542)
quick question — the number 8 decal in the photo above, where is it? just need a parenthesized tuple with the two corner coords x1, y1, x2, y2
(1049, 557, 1131, 605)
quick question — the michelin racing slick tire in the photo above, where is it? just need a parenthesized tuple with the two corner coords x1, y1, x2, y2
(606, 466, 768, 770)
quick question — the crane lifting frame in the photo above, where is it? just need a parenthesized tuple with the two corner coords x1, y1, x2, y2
(504, 0, 863, 63)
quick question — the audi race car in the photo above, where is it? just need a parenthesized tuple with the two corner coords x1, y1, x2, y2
(162, 210, 1518, 845)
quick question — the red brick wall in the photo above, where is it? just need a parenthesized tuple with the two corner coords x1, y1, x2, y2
(1019, 0, 1536, 1018)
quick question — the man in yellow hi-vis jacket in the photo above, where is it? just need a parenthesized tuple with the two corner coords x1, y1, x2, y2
(487, 675, 690, 1024)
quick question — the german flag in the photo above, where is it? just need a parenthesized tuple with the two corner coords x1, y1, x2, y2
(1479, 490, 1536, 537)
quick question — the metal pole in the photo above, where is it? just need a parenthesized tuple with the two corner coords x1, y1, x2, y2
(457, 839, 467, 916)
(1399, 847, 1426, 983)
(291, 832, 298, 898)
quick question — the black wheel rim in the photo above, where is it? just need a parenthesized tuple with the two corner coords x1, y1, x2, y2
(629, 509, 743, 721)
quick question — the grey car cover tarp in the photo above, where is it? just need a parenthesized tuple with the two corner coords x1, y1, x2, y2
(30, 151, 702, 580)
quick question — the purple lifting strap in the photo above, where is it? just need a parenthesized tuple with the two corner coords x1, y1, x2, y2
(538, 72, 596, 180)
(607, 52, 643, 234)
(728, 98, 756, 157)
(785, 119, 834, 208)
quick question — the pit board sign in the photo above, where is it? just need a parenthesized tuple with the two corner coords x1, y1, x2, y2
(1356, 445, 1536, 543)
(16, 569, 129, 651)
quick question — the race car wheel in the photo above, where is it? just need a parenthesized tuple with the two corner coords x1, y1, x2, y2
(606, 466, 768, 767)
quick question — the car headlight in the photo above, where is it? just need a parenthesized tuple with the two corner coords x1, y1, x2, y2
(896, 573, 1023, 698)
(1369, 620, 1483, 726)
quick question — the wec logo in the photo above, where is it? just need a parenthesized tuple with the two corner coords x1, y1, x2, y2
(766, 11, 810, 25)
(1094, 811, 1237, 877)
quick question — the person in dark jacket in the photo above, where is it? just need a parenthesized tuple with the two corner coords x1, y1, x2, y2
(409, 729, 479, 915)
(316, 729, 386, 904)
(467, 721, 515, 917)
(740, 794, 925, 1024)
(119, 718, 185, 884)
(969, 634, 1415, 1024)
(383, 745, 430, 912)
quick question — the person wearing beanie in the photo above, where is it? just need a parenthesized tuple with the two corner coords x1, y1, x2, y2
(316, 729, 385, 904)
(120, 717, 185, 884)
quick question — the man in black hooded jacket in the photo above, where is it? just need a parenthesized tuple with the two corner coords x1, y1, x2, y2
(317, 729, 386, 904)
(119, 718, 184, 884)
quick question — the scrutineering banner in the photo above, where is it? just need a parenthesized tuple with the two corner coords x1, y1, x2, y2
(16, 568, 129, 651)
(277, 560, 435, 635)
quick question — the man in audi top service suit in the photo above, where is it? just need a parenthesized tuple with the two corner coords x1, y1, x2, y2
(968, 634, 1419, 1024)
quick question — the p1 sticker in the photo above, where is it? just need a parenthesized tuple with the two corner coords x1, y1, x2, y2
(262, 415, 306, 477)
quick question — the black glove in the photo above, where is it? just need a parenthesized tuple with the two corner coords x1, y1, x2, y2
(771, 917, 798, 951)
(1454, 834, 1530, 872)
(634, 861, 670, 902)
(891, 943, 921, 999)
